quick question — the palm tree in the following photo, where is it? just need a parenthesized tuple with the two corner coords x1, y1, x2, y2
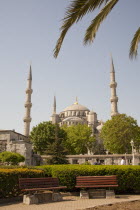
(54, 0, 140, 59)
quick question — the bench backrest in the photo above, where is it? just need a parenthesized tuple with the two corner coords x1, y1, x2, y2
(76, 175, 118, 187)
(19, 177, 59, 189)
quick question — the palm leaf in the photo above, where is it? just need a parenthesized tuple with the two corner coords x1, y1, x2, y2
(84, 0, 119, 44)
(54, 0, 110, 58)
(129, 27, 140, 59)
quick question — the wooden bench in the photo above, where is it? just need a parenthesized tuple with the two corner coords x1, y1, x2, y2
(75, 175, 118, 199)
(19, 177, 67, 204)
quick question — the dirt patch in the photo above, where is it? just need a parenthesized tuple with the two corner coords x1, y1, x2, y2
(89, 200, 140, 210)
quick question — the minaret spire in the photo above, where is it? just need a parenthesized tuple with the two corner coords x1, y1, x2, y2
(23, 65, 33, 136)
(50, 96, 58, 124)
(53, 95, 56, 114)
(110, 55, 119, 117)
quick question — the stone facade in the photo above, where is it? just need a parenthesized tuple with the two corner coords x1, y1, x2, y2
(0, 130, 32, 165)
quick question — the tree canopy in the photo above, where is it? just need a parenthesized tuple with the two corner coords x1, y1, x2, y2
(54, 0, 140, 59)
(62, 124, 95, 154)
(100, 114, 140, 154)
(30, 121, 67, 154)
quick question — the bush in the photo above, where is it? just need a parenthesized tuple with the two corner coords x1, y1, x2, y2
(81, 161, 91, 165)
(0, 168, 44, 198)
(38, 165, 140, 193)
(0, 165, 140, 198)
(0, 151, 25, 165)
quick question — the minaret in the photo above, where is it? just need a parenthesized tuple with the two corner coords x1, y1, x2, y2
(110, 56, 119, 117)
(23, 65, 33, 136)
(50, 96, 58, 124)
(53, 96, 56, 114)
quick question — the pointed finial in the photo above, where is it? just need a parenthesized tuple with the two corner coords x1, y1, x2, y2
(28, 65, 32, 80)
(74, 96, 78, 104)
(110, 54, 115, 72)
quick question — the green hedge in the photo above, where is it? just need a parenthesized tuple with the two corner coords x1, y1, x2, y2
(38, 165, 140, 193)
(0, 165, 140, 198)
(0, 168, 44, 198)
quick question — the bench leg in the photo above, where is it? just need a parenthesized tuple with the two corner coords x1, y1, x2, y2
(106, 190, 115, 199)
(80, 190, 89, 199)
(52, 192, 63, 202)
(23, 194, 39, 205)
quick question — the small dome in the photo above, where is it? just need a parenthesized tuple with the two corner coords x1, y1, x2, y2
(63, 103, 90, 112)
(89, 111, 94, 115)
(96, 122, 104, 131)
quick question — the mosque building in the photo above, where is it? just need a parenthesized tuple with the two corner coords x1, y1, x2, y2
(0, 56, 120, 165)
(50, 56, 119, 135)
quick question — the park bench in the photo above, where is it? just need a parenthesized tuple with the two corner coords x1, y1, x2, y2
(75, 175, 118, 199)
(19, 177, 67, 204)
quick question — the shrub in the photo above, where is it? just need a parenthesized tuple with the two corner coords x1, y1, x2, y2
(81, 161, 91, 165)
(0, 168, 44, 198)
(1, 165, 140, 198)
(0, 151, 25, 165)
(39, 165, 140, 193)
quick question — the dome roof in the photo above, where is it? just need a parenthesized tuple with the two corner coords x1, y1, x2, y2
(63, 102, 90, 112)
(96, 122, 104, 131)
(63, 116, 84, 122)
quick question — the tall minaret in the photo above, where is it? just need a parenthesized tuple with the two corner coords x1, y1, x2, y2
(50, 96, 58, 124)
(53, 95, 56, 115)
(23, 65, 33, 136)
(110, 56, 119, 117)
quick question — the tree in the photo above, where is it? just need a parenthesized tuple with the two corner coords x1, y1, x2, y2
(30, 121, 67, 154)
(100, 114, 140, 154)
(62, 124, 96, 154)
(46, 138, 69, 165)
(0, 151, 25, 165)
(54, 0, 140, 59)
(45, 124, 69, 164)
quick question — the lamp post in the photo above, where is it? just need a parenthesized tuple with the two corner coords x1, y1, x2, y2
(130, 139, 135, 165)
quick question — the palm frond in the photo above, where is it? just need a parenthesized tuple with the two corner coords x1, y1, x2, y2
(129, 27, 140, 59)
(84, 0, 119, 44)
(54, 0, 110, 58)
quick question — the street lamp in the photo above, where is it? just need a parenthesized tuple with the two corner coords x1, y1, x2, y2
(130, 139, 135, 165)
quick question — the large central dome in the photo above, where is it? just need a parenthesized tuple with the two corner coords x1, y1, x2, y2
(63, 101, 90, 112)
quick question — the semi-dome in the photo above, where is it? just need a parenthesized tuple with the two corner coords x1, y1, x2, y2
(63, 102, 90, 112)
(63, 116, 84, 122)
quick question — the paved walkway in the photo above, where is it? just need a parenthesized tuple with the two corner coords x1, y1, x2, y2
(0, 194, 140, 210)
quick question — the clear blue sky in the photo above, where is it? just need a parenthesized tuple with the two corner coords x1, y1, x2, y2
(0, 0, 140, 134)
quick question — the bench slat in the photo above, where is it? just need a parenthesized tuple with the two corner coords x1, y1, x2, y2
(19, 177, 66, 191)
(21, 186, 67, 192)
(75, 185, 118, 188)
(75, 176, 118, 189)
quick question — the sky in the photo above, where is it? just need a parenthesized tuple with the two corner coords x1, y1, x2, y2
(0, 0, 140, 134)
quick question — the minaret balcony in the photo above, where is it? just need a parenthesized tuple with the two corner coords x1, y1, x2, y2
(25, 102, 32, 108)
(23, 117, 32, 122)
(110, 82, 117, 88)
(110, 97, 118, 102)
(26, 89, 33, 94)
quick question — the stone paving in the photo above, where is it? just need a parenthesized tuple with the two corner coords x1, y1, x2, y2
(0, 194, 140, 210)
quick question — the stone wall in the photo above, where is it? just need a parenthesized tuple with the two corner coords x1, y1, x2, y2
(41, 154, 140, 165)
